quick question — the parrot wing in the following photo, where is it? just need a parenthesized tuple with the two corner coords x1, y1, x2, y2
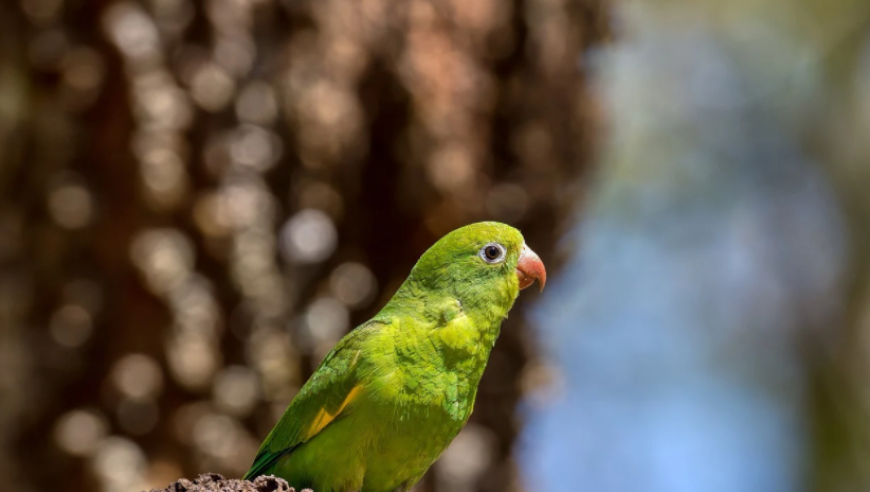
(244, 320, 383, 480)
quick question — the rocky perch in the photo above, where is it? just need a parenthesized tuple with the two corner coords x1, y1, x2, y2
(150, 473, 313, 492)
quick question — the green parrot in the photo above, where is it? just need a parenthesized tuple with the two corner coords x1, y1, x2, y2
(244, 221, 546, 491)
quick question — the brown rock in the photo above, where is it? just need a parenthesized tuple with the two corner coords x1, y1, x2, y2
(149, 473, 313, 492)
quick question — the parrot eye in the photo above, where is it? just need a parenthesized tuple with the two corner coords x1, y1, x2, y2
(479, 243, 506, 264)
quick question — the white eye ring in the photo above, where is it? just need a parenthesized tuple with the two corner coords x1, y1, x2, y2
(479, 243, 506, 264)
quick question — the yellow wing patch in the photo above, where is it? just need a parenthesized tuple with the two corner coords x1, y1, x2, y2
(304, 385, 363, 440)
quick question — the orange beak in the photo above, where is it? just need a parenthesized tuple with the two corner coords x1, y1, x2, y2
(516, 244, 546, 292)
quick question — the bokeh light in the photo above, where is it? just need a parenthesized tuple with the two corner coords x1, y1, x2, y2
(91, 437, 148, 492)
(212, 365, 260, 417)
(280, 209, 338, 264)
(50, 304, 93, 348)
(330, 263, 377, 308)
(47, 176, 94, 229)
(111, 354, 164, 401)
(436, 424, 497, 492)
(54, 409, 108, 457)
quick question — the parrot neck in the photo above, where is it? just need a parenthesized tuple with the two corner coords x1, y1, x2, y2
(384, 277, 519, 320)
(381, 276, 517, 341)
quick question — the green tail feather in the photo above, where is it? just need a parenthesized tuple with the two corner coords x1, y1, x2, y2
(243, 447, 295, 481)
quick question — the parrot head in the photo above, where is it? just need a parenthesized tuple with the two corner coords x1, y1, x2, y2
(397, 222, 546, 320)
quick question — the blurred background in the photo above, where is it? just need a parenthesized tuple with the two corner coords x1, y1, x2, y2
(3, 0, 870, 492)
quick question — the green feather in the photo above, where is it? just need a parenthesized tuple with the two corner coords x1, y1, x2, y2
(245, 222, 530, 492)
